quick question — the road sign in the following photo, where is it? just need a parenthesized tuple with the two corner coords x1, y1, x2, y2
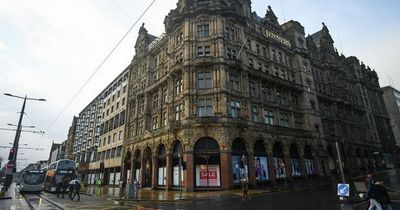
(337, 183, 350, 197)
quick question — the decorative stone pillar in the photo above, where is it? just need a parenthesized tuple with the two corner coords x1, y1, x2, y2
(140, 156, 146, 187)
(284, 151, 293, 182)
(184, 152, 194, 191)
(220, 151, 232, 190)
(248, 152, 257, 187)
(299, 150, 308, 179)
(166, 154, 172, 190)
(130, 154, 135, 182)
(152, 156, 157, 189)
(267, 153, 276, 186)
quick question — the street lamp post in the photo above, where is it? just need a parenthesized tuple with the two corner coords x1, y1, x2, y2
(3, 93, 45, 191)
(178, 153, 182, 200)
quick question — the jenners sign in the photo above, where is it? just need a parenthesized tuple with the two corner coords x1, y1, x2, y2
(265, 30, 291, 47)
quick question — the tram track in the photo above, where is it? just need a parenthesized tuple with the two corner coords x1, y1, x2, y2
(22, 192, 64, 210)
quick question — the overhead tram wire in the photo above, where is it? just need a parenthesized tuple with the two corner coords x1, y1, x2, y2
(44, 0, 158, 133)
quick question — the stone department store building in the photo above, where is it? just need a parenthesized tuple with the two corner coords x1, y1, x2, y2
(121, 0, 397, 191)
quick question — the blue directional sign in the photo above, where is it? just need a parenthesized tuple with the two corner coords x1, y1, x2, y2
(337, 183, 350, 197)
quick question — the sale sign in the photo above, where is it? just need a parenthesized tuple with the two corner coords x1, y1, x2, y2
(196, 165, 220, 187)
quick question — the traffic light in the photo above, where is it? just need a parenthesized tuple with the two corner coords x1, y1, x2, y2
(8, 148, 15, 160)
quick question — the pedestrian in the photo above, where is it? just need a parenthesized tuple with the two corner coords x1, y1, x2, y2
(365, 172, 374, 190)
(241, 178, 249, 201)
(68, 179, 76, 199)
(133, 178, 139, 199)
(366, 181, 383, 210)
(61, 178, 68, 198)
(71, 179, 81, 201)
(376, 181, 393, 210)
(56, 181, 63, 198)
(97, 178, 103, 195)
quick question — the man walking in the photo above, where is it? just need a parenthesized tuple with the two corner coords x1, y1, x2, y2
(132, 178, 139, 199)
(366, 181, 382, 210)
(68, 179, 76, 199)
(241, 178, 249, 201)
(71, 179, 81, 201)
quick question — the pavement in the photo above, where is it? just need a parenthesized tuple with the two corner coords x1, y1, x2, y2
(0, 168, 398, 210)
(83, 176, 338, 202)
(0, 183, 30, 210)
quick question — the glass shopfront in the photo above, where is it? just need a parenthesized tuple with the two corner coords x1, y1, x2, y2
(157, 144, 167, 186)
(304, 145, 316, 175)
(231, 138, 248, 184)
(194, 138, 221, 188)
(172, 141, 184, 187)
(289, 145, 301, 176)
(253, 140, 269, 181)
(273, 142, 286, 178)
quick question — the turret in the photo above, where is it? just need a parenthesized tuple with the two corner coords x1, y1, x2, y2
(263, 5, 281, 30)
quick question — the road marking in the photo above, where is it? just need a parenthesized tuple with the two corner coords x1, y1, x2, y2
(10, 205, 16, 210)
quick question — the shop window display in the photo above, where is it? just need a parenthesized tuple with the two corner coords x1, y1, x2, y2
(194, 138, 221, 187)
(231, 138, 248, 184)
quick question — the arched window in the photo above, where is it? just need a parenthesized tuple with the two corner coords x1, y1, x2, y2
(273, 142, 286, 178)
(172, 141, 184, 187)
(157, 144, 167, 186)
(253, 140, 269, 181)
(231, 138, 248, 184)
(289, 144, 301, 176)
(194, 137, 220, 188)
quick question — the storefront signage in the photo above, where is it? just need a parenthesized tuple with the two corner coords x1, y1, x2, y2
(265, 30, 291, 47)
(195, 165, 220, 187)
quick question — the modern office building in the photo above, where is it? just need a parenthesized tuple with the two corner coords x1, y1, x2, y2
(86, 69, 129, 186)
(120, 0, 397, 191)
(73, 95, 103, 183)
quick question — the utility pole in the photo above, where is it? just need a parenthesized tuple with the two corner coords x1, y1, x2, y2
(2, 93, 45, 192)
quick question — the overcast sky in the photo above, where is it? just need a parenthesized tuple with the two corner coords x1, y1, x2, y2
(1, 0, 399, 170)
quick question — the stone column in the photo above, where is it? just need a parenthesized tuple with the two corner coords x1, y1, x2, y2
(140, 157, 146, 187)
(130, 155, 135, 182)
(220, 151, 232, 190)
(267, 153, 276, 186)
(284, 152, 293, 182)
(184, 152, 194, 191)
(248, 152, 256, 187)
(299, 154, 308, 178)
(166, 154, 172, 190)
(152, 156, 157, 189)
